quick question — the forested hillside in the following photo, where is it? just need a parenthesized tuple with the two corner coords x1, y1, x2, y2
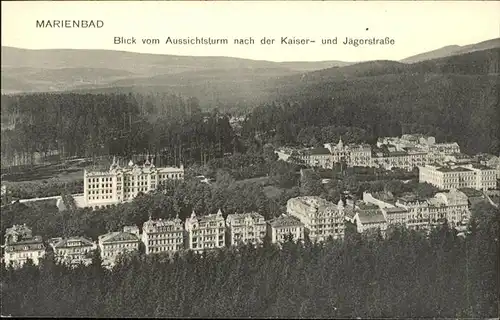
(1, 92, 238, 167)
(244, 49, 500, 155)
(2, 48, 499, 168)
(1, 201, 498, 318)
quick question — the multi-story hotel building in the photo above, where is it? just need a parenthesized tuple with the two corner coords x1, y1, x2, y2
(49, 236, 97, 267)
(281, 147, 333, 169)
(394, 195, 431, 231)
(419, 163, 496, 191)
(381, 207, 408, 226)
(373, 134, 461, 171)
(84, 157, 184, 209)
(324, 138, 372, 167)
(278, 135, 463, 172)
(427, 189, 470, 227)
(3, 225, 45, 268)
(354, 208, 388, 235)
(276, 138, 371, 169)
(184, 209, 226, 253)
(267, 215, 305, 244)
(371, 149, 428, 171)
(142, 216, 184, 255)
(363, 189, 470, 230)
(226, 212, 267, 246)
(377, 134, 460, 155)
(286, 196, 345, 242)
(98, 226, 141, 268)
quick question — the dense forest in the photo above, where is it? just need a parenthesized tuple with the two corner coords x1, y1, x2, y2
(2, 52, 499, 169)
(243, 73, 499, 154)
(1, 201, 498, 318)
(1, 92, 238, 167)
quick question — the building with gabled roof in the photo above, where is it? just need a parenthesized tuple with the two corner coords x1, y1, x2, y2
(184, 209, 226, 253)
(381, 207, 408, 226)
(267, 215, 305, 244)
(49, 236, 97, 267)
(3, 224, 45, 268)
(226, 212, 267, 246)
(354, 208, 388, 235)
(98, 226, 140, 268)
(427, 189, 470, 227)
(286, 196, 345, 242)
(142, 216, 184, 255)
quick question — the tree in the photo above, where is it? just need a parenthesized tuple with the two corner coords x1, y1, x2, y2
(299, 170, 323, 196)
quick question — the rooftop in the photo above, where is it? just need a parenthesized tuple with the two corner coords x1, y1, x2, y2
(198, 211, 225, 223)
(308, 147, 331, 155)
(143, 217, 182, 228)
(383, 207, 408, 214)
(227, 212, 264, 222)
(99, 232, 139, 243)
(436, 166, 472, 173)
(471, 164, 494, 170)
(5, 236, 45, 252)
(357, 210, 387, 224)
(357, 202, 380, 210)
(397, 193, 427, 203)
(51, 236, 94, 248)
(269, 215, 304, 228)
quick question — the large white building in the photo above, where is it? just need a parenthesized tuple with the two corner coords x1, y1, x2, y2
(377, 134, 460, 154)
(277, 134, 463, 172)
(371, 149, 428, 171)
(363, 189, 470, 230)
(394, 196, 431, 231)
(142, 216, 184, 255)
(354, 207, 388, 235)
(419, 163, 496, 191)
(84, 157, 184, 209)
(427, 189, 470, 227)
(98, 226, 141, 268)
(3, 225, 45, 268)
(184, 209, 226, 253)
(49, 236, 97, 267)
(286, 196, 345, 242)
(324, 138, 372, 167)
(267, 215, 305, 244)
(226, 212, 267, 246)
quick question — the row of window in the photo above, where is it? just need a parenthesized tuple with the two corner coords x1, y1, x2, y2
(192, 242, 224, 249)
(88, 195, 113, 200)
(102, 243, 138, 250)
(89, 189, 112, 194)
(148, 246, 183, 253)
(148, 239, 182, 246)
(88, 177, 113, 183)
(88, 183, 113, 189)
(192, 235, 224, 241)
(8, 251, 43, 258)
(145, 228, 182, 234)
(191, 227, 225, 234)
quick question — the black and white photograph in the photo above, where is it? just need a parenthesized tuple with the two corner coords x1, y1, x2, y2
(1, 0, 499, 318)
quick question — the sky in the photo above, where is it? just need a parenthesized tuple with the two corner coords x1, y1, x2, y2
(2, 1, 499, 62)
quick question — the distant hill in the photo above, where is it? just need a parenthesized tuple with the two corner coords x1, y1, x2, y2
(2, 42, 499, 157)
(256, 47, 499, 155)
(401, 38, 500, 63)
(1, 46, 350, 97)
(55, 47, 500, 109)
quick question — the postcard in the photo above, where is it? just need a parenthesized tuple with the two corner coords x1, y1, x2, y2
(1, 1, 499, 319)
